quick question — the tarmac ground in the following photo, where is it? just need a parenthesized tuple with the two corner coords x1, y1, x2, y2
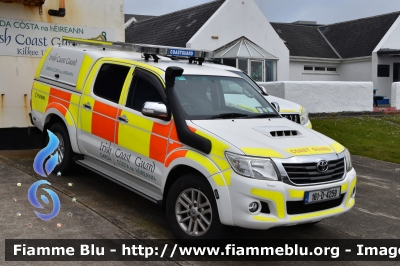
(0, 150, 399, 265)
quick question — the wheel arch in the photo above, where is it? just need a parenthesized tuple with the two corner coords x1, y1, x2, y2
(162, 155, 234, 226)
(43, 108, 80, 153)
(163, 165, 204, 211)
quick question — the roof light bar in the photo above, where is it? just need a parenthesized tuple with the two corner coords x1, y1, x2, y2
(62, 36, 214, 59)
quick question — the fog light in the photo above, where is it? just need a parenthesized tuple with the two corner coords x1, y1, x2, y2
(249, 202, 259, 213)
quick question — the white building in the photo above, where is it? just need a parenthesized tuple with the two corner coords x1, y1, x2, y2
(125, 0, 290, 82)
(126, 1, 400, 105)
(271, 12, 400, 104)
(0, 0, 124, 148)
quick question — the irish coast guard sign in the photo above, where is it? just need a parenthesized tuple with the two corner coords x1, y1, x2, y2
(0, 17, 115, 57)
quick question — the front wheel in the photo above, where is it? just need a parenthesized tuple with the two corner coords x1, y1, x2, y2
(166, 173, 228, 244)
(48, 123, 73, 175)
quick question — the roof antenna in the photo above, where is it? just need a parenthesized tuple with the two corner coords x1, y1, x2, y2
(151, 54, 160, 63)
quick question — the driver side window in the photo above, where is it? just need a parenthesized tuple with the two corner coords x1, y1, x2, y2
(126, 68, 164, 112)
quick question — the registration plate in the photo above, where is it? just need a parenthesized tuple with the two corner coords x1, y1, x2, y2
(304, 187, 341, 204)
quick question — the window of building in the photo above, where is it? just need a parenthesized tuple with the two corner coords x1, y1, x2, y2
(126, 68, 164, 112)
(93, 64, 130, 103)
(377, 65, 390, 77)
(221, 58, 277, 82)
(250, 60, 264, 82)
(238, 59, 248, 73)
(303, 65, 338, 74)
(265, 60, 277, 82)
(222, 58, 237, 68)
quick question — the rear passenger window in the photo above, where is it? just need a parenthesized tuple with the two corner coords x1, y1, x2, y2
(93, 64, 130, 103)
(126, 68, 164, 112)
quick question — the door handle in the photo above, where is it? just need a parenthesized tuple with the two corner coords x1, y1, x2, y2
(83, 103, 92, 110)
(118, 115, 129, 123)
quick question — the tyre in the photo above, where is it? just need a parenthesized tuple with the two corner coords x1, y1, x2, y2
(47, 123, 73, 175)
(166, 173, 228, 244)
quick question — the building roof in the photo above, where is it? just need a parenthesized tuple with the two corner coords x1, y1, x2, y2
(319, 11, 400, 59)
(272, 12, 400, 59)
(214, 36, 278, 59)
(270, 23, 339, 59)
(125, 0, 225, 48)
(124, 14, 156, 23)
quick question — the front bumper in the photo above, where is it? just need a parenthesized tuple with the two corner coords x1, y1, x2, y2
(227, 168, 356, 230)
(304, 119, 312, 129)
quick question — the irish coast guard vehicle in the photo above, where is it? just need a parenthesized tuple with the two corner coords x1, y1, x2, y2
(30, 37, 357, 241)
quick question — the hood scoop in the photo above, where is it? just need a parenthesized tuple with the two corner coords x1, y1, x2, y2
(254, 126, 302, 138)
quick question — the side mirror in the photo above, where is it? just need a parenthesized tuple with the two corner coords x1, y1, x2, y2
(141, 102, 168, 118)
(271, 102, 280, 112)
(260, 86, 268, 95)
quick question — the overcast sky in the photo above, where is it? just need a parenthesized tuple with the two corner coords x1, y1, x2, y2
(124, 0, 400, 24)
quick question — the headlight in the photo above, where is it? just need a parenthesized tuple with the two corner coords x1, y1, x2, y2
(343, 148, 353, 172)
(225, 152, 279, 181)
(301, 107, 309, 125)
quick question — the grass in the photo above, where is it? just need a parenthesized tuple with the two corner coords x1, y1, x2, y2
(311, 115, 400, 164)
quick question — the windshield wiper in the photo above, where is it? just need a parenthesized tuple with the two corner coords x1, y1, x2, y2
(246, 113, 281, 119)
(209, 113, 249, 119)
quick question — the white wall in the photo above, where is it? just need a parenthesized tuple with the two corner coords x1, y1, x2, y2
(187, 0, 290, 81)
(0, 0, 124, 128)
(340, 60, 372, 82)
(372, 14, 400, 102)
(374, 56, 400, 99)
(391, 82, 400, 110)
(259, 81, 373, 113)
(289, 61, 340, 81)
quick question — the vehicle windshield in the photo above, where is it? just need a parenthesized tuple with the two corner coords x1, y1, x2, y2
(229, 70, 263, 94)
(174, 75, 280, 120)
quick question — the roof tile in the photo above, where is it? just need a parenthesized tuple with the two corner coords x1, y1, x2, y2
(318, 12, 400, 58)
(125, 0, 225, 48)
(270, 23, 339, 58)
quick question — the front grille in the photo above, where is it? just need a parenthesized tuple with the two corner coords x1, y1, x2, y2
(287, 194, 345, 215)
(282, 158, 345, 185)
(282, 114, 300, 124)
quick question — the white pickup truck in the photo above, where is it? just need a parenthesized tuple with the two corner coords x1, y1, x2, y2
(30, 38, 356, 242)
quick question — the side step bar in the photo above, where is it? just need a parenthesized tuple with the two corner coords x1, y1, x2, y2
(74, 158, 163, 206)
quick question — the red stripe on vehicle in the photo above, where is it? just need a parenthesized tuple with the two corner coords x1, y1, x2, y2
(93, 101, 118, 118)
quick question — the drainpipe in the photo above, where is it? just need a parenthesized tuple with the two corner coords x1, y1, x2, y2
(48, 0, 65, 17)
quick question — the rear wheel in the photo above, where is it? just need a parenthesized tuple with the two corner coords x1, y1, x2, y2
(47, 123, 73, 175)
(166, 173, 227, 244)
